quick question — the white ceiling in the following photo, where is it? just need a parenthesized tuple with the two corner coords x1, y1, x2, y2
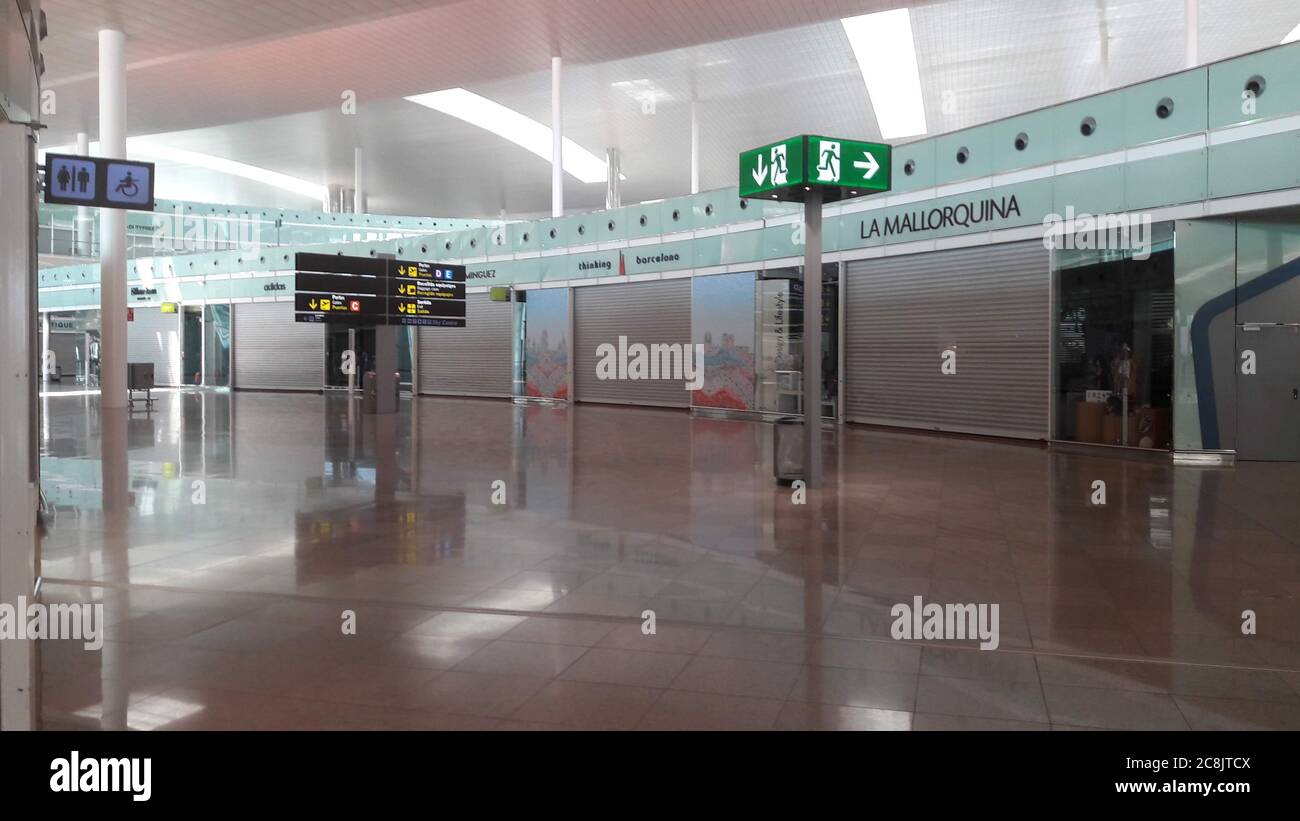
(36, 0, 1300, 218)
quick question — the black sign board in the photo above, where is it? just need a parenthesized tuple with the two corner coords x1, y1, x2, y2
(296, 253, 388, 277)
(293, 253, 468, 326)
(44, 153, 157, 211)
(295, 271, 387, 297)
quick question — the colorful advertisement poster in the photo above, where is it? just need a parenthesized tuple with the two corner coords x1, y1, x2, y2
(691, 272, 756, 410)
(524, 288, 569, 399)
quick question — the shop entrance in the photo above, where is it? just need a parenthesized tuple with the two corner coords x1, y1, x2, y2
(1236, 324, 1300, 461)
(325, 326, 375, 389)
(182, 306, 203, 385)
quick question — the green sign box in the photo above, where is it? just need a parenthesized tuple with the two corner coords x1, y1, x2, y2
(739, 135, 891, 203)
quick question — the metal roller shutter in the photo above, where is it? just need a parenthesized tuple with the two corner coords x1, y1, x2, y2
(127, 306, 181, 386)
(844, 241, 1050, 439)
(233, 301, 323, 391)
(574, 279, 693, 407)
(418, 293, 513, 397)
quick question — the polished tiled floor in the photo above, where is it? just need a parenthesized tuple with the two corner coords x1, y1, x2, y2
(35, 389, 1300, 730)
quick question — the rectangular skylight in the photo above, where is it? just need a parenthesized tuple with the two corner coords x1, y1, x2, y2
(405, 88, 612, 184)
(842, 9, 928, 140)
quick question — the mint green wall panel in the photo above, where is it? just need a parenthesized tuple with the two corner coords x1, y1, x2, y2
(838, 206, 882, 252)
(722, 230, 764, 265)
(434, 232, 458, 260)
(1054, 93, 1126, 159)
(1125, 151, 1207, 210)
(625, 240, 691, 275)
(509, 221, 538, 253)
(468, 259, 516, 286)
(486, 225, 509, 253)
(1124, 69, 1208, 146)
(891, 139, 936, 192)
(1053, 165, 1126, 216)
(936, 126, 992, 184)
(626, 204, 662, 238)
(539, 218, 566, 250)
(822, 214, 843, 252)
(762, 223, 803, 260)
(512, 257, 541, 285)
(543, 249, 619, 281)
(567, 213, 596, 246)
(459, 227, 488, 257)
(754, 198, 801, 220)
(691, 191, 729, 229)
(692, 234, 724, 268)
(598, 209, 628, 242)
(992, 111, 1056, 172)
(1208, 42, 1300, 129)
(660, 198, 694, 232)
(709, 188, 746, 224)
(847, 178, 1052, 248)
(1208, 131, 1300, 198)
(40, 264, 96, 287)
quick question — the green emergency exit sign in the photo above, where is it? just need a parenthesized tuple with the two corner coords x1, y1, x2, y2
(739, 135, 891, 203)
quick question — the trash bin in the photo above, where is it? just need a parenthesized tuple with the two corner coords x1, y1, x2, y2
(362, 370, 378, 414)
(773, 416, 804, 485)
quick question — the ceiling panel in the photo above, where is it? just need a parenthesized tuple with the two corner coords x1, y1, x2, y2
(33, 0, 1300, 217)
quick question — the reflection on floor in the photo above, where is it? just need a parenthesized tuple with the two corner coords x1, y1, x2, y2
(36, 390, 1300, 730)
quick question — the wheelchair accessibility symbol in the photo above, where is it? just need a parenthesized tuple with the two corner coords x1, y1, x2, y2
(105, 161, 152, 206)
(114, 172, 140, 199)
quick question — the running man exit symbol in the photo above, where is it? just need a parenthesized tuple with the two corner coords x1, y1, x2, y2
(817, 141, 841, 182)
(771, 143, 789, 186)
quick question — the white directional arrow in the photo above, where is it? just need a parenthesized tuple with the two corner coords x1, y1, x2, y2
(854, 150, 880, 180)
(752, 154, 768, 186)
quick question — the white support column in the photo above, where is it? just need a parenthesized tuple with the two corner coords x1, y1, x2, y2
(605, 147, 621, 210)
(354, 146, 365, 214)
(1184, 0, 1199, 69)
(690, 99, 700, 194)
(551, 56, 564, 218)
(98, 29, 128, 409)
(0, 124, 39, 731)
(75, 132, 93, 255)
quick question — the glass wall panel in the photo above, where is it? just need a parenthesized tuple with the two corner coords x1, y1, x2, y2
(1053, 223, 1175, 449)
(203, 304, 231, 387)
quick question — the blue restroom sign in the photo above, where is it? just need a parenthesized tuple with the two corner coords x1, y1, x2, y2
(43, 153, 156, 211)
(46, 156, 96, 202)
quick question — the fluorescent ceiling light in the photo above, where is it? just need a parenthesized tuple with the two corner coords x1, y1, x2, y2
(842, 9, 928, 140)
(405, 88, 615, 184)
(1284, 22, 1300, 43)
(39, 139, 327, 201)
(611, 79, 674, 108)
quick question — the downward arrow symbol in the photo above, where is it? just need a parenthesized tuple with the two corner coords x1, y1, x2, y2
(752, 155, 768, 186)
(308, 298, 317, 309)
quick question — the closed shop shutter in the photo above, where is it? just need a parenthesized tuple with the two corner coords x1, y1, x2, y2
(844, 240, 1050, 439)
(418, 292, 514, 397)
(127, 306, 181, 386)
(233, 301, 322, 391)
(573, 279, 692, 407)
